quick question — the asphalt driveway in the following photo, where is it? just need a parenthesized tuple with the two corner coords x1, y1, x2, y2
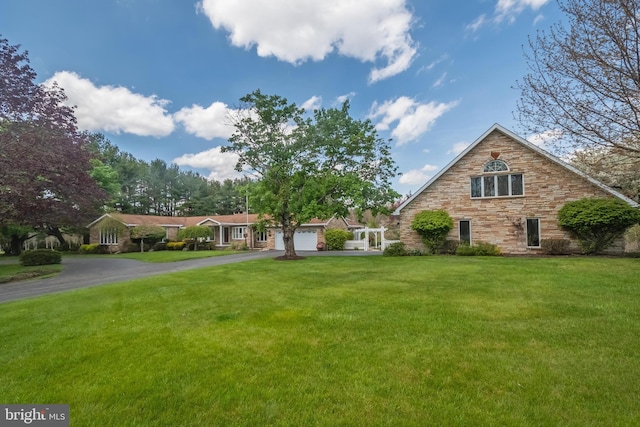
(0, 250, 380, 303)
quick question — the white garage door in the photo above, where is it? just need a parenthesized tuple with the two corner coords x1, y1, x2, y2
(275, 230, 318, 251)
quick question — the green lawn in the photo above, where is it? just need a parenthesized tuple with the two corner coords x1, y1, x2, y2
(111, 249, 245, 263)
(0, 262, 62, 283)
(1, 256, 639, 426)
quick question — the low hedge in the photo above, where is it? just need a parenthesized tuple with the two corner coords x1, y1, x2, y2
(79, 244, 107, 254)
(20, 249, 62, 266)
(167, 241, 187, 251)
(541, 239, 572, 255)
(456, 241, 501, 256)
(153, 242, 167, 251)
(383, 242, 407, 256)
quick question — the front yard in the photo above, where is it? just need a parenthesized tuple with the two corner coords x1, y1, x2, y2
(1, 256, 639, 425)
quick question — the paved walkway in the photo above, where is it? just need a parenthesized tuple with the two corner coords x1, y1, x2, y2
(0, 250, 380, 304)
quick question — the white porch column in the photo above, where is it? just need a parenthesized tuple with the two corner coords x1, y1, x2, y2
(363, 226, 369, 251)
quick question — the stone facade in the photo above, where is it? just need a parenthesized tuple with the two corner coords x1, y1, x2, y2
(396, 126, 633, 255)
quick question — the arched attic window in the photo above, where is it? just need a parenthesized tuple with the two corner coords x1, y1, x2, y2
(483, 159, 509, 172)
(470, 159, 524, 198)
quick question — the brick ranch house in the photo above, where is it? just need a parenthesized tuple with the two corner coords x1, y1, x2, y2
(87, 213, 361, 252)
(393, 124, 639, 255)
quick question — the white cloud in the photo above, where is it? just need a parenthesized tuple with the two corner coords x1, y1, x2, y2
(301, 96, 322, 111)
(43, 71, 174, 137)
(433, 72, 448, 88)
(467, 0, 550, 32)
(172, 146, 242, 182)
(335, 92, 356, 105)
(421, 54, 449, 73)
(495, 0, 549, 23)
(197, 0, 417, 83)
(174, 102, 236, 140)
(533, 14, 545, 25)
(447, 141, 471, 156)
(466, 14, 488, 33)
(369, 96, 458, 146)
(399, 164, 439, 185)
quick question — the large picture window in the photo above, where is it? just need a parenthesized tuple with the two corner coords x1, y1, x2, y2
(470, 173, 524, 198)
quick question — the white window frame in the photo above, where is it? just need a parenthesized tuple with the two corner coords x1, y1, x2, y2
(255, 231, 267, 242)
(470, 173, 524, 198)
(231, 226, 247, 240)
(526, 218, 541, 248)
(483, 159, 509, 172)
(99, 228, 119, 245)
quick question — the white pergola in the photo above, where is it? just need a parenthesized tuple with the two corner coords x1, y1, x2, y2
(349, 226, 397, 251)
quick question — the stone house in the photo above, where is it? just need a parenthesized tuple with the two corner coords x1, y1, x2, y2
(393, 124, 638, 254)
(87, 213, 361, 252)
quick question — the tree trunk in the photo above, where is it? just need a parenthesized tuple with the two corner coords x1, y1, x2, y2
(282, 225, 298, 259)
(46, 226, 67, 247)
(8, 234, 31, 256)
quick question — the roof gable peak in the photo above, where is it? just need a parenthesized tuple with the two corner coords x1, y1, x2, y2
(394, 123, 637, 213)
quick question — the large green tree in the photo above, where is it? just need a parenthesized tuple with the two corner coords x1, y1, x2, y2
(224, 90, 399, 259)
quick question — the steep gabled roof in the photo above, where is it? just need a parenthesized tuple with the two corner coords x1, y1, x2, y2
(394, 123, 638, 214)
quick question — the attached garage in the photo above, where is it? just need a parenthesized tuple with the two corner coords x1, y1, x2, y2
(275, 229, 318, 251)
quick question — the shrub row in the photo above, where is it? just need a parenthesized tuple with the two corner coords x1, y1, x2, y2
(455, 242, 501, 256)
(383, 241, 501, 256)
(20, 249, 62, 266)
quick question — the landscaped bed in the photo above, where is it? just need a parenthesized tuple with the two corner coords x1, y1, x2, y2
(1, 256, 638, 425)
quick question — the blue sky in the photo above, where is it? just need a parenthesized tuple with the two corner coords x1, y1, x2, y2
(1, 0, 563, 197)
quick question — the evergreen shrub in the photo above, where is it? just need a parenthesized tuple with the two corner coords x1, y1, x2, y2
(382, 242, 407, 256)
(167, 241, 187, 251)
(455, 241, 501, 256)
(541, 239, 571, 255)
(20, 249, 62, 266)
(558, 197, 640, 254)
(79, 244, 106, 254)
(411, 210, 454, 254)
(325, 229, 352, 250)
